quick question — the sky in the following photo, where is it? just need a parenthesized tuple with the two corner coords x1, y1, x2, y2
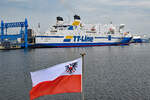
(0, 0, 150, 35)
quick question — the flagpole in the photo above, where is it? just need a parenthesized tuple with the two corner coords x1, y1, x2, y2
(80, 53, 86, 100)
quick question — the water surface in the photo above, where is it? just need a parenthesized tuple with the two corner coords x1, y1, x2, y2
(0, 43, 150, 100)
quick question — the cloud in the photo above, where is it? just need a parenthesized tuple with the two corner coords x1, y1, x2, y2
(79, 6, 97, 12)
(0, 0, 149, 34)
(110, 1, 150, 8)
(8, 0, 30, 3)
(79, 0, 150, 9)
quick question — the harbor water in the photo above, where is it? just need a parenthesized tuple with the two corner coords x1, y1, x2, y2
(0, 43, 150, 100)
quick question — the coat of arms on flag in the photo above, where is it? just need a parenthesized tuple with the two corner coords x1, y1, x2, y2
(65, 62, 78, 74)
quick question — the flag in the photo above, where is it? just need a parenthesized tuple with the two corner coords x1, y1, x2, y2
(30, 58, 82, 100)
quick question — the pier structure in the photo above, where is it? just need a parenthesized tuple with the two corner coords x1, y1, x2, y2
(0, 19, 28, 49)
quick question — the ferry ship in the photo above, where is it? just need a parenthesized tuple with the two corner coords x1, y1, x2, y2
(35, 15, 132, 47)
(132, 34, 150, 43)
(132, 35, 142, 43)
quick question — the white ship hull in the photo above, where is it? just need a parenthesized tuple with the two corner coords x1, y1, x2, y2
(35, 34, 132, 47)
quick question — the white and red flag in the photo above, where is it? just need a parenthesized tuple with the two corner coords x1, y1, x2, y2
(30, 58, 82, 100)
